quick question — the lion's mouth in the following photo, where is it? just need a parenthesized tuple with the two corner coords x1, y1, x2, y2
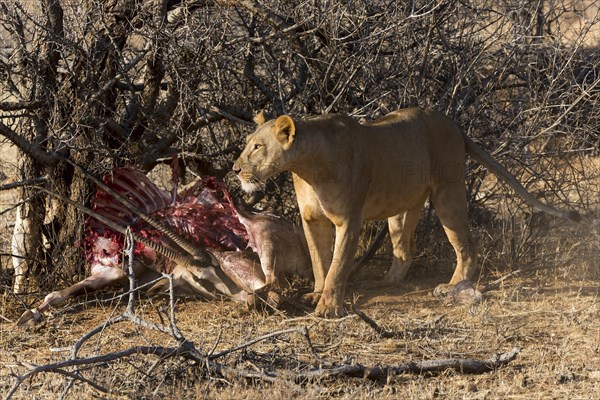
(238, 173, 262, 193)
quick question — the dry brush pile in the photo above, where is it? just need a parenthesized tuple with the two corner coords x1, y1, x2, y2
(1, 0, 599, 398)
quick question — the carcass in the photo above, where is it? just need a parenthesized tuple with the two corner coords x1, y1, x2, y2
(17, 167, 308, 325)
(201, 177, 311, 286)
(233, 201, 310, 285)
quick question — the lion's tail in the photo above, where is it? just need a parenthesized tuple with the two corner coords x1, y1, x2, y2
(463, 135, 580, 223)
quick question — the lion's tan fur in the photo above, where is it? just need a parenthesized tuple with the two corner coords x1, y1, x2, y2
(234, 107, 576, 317)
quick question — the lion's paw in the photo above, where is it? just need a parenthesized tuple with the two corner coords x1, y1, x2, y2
(314, 294, 347, 318)
(302, 292, 322, 306)
(433, 283, 454, 297)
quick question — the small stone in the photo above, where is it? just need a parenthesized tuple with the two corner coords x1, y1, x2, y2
(558, 372, 577, 384)
(589, 371, 600, 381)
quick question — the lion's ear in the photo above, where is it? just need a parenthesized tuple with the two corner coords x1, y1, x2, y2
(274, 115, 295, 149)
(253, 111, 270, 125)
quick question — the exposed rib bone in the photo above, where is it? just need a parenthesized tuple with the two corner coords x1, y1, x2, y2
(63, 158, 211, 264)
(33, 185, 198, 272)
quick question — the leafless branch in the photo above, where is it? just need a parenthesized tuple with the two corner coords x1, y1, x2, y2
(0, 122, 59, 166)
(5, 343, 202, 399)
(294, 348, 521, 380)
(0, 177, 47, 191)
(208, 326, 312, 360)
(0, 100, 44, 111)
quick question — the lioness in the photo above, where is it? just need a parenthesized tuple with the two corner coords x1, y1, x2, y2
(233, 108, 579, 317)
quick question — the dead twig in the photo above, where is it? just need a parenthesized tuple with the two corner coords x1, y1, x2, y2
(0, 313, 14, 323)
(352, 303, 447, 339)
(208, 326, 312, 360)
(4, 343, 203, 399)
(294, 348, 521, 381)
(0, 176, 47, 191)
(351, 303, 397, 338)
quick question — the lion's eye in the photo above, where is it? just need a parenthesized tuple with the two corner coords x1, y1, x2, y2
(253, 143, 262, 150)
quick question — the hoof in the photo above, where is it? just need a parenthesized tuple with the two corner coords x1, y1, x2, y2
(17, 308, 43, 326)
(246, 290, 284, 311)
(266, 291, 282, 307)
(245, 293, 257, 309)
(452, 286, 483, 304)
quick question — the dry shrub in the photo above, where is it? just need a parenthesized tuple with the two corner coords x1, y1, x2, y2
(0, 0, 598, 289)
(1, 1, 600, 397)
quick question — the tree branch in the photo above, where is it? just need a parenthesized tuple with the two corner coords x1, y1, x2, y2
(0, 121, 59, 166)
(0, 100, 44, 111)
(5, 344, 202, 399)
(295, 348, 521, 380)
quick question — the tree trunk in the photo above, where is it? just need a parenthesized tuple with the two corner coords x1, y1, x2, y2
(11, 155, 46, 294)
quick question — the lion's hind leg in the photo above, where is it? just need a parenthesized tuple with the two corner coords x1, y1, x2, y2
(383, 197, 427, 283)
(430, 184, 477, 291)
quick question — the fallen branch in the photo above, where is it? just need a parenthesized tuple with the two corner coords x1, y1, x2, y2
(295, 348, 521, 380)
(4, 343, 202, 399)
(208, 326, 315, 360)
(212, 347, 520, 383)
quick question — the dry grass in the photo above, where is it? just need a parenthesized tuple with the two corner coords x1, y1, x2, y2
(2, 0, 600, 396)
(1, 243, 599, 399)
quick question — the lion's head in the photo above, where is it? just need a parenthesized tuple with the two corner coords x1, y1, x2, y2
(233, 112, 297, 193)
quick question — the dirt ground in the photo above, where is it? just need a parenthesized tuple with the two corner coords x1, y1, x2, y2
(1, 252, 599, 399)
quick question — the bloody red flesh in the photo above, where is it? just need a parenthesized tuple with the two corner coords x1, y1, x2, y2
(84, 168, 249, 272)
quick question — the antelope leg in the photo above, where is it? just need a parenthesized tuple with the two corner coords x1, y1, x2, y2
(17, 265, 127, 326)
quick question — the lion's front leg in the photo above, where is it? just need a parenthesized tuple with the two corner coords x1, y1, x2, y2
(316, 218, 362, 318)
(301, 217, 334, 305)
